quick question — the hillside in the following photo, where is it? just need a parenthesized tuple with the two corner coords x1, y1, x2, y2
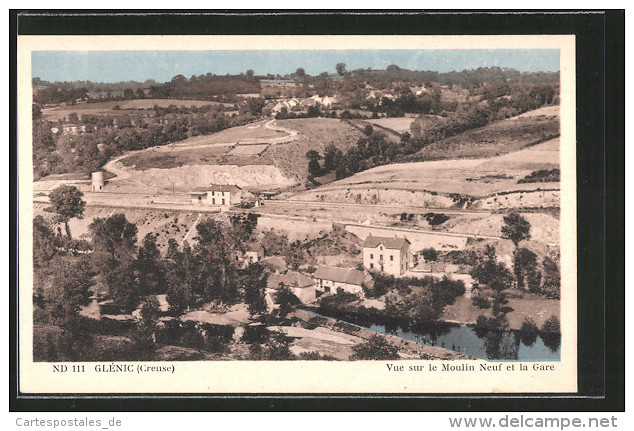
(291, 138, 560, 206)
(41, 98, 230, 122)
(107, 117, 364, 192)
(401, 110, 559, 162)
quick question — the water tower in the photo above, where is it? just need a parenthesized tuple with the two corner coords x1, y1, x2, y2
(91, 171, 104, 192)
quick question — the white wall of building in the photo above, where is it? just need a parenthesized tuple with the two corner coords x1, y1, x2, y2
(363, 245, 409, 276)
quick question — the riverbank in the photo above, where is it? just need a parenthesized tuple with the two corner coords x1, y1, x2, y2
(442, 293, 560, 330)
(293, 309, 475, 360)
(302, 303, 560, 361)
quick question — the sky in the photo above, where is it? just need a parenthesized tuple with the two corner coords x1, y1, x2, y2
(32, 49, 560, 83)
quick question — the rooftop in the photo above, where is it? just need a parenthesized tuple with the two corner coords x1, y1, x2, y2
(313, 266, 365, 286)
(190, 184, 242, 193)
(362, 235, 410, 250)
(267, 271, 315, 289)
(260, 256, 288, 272)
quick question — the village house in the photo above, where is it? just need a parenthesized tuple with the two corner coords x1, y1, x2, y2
(313, 266, 366, 297)
(267, 270, 318, 304)
(259, 256, 288, 274)
(362, 235, 411, 276)
(189, 184, 243, 207)
(245, 245, 265, 264)
(271, 98, 300, 114)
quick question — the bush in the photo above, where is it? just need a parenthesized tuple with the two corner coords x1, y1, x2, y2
(264, 333, 296, 360)
(540, 315, 561, 352)
(518, 169, 560, 183)
(333, 321, 361, 335)
(472, 295, 491, 309)
(298, 351, 337, 360)
(541, 315, 560, 334)
(319, 291, 358, 308)
(519, 317, 539, 346)
(241, 325, 270, 344)
(349, 335, 400, 360)
(474, 315, 508, 337)
(421, 247, 439, 262)
(424, 212, 450, 226)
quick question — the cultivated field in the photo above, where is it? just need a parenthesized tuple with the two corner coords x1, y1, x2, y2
(119, 145, 230, 170)
(228, 144, 269, 156)
(511, 105, 560, 118)
(110, 117, 364, 192)
(173, 120, 291, 147)
(41, 98, 229, 121)
(295, 138, 560, 202)
(403, 112, 560, 163)
(366, 117, 416, 133)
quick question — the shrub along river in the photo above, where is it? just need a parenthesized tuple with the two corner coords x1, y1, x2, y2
(307, 309, 561, 361)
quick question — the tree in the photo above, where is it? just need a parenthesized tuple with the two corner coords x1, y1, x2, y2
(164, 242, 196, 315)
(421, 247, 439, 262)
(247, 97, 266, 116)
(42, 258, 93, 360)
(104, 260, 139, 313)
(470, 246, 514, 292)
(165, 277, 193, 316)
(46, 185, 86, 239)
(261, 229, 290, 256)
(336, 63, 347, 76)
(33, 215, 57, 268)
(307, 104, 322, 118)
(242, 264, 268, 317)
(501, 212, 531, 248)
(470, 246, 514, 317)
(349, 335, 399, 360)
(44, 259, 92, 329)
(89, 213, 138, 273)
(540, 315, 561, 352)
(135, 233, 166, 295)
(541, 257, 561, 299)
(32, 103, 42, 120)
(133, 295, 161, 350)
(89, 214, 139, 312)
(305, 149, 322, 177)
(519, 317, 539, 346)
(194, 218, 244, 303)
(513, 247, 539, 290)
(323, 144, 343, 172)
(275, 283, 300, 318)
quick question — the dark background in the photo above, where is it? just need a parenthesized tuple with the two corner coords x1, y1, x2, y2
(10, 10, 625, 412)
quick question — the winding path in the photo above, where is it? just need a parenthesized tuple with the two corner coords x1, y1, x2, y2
(102, 119, 300, 184)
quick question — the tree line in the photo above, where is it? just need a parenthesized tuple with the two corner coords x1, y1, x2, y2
(32, 103, 257, 179)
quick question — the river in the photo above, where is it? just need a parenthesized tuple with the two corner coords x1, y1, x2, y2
(307, 309, 561, 361)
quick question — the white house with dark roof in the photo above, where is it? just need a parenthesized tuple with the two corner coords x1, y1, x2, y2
(267, 270, 318, 304)
(362, 235, 411, 276)
(313, 266, 366, 297)
(190, 184, 243, 207)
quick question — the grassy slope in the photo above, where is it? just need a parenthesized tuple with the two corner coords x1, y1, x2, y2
(293, 108, 561, 201)
(41, 99, 230, 121)
(117, 117, 365, 184)
(401, 114, 559, 162)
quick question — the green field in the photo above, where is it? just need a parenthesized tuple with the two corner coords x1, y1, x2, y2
(41, 98, 230, 121)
